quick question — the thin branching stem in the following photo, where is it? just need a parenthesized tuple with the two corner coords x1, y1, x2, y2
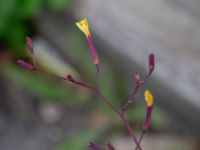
(122, 72, 153, 112)
(35, 68, 119, 114)
(22, 49, 146, 150)
(119, 111, 142, 150)
(34, 67, 142, 149)
(135, 130, 145, 150)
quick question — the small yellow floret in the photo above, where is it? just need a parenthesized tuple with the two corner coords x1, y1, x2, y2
(145, 90, 154, 107)
(76, 18, 91, 37)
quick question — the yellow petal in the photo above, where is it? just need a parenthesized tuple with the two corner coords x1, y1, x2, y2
(145, 90, 154, 107)
(76, 18, 91, 37)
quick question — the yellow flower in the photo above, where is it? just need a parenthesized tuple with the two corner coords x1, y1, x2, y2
(76, 18, 91, 37)
(145, 90, 154, 107)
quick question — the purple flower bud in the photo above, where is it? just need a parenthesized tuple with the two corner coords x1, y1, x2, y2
(149, 53, 155, 73)
(143, 106, 153, 131)
(86, 36, 99, 66)
(66, 74, 74, 81)
(26, 36, 33, 53)
(107, 143, 115, 150)
(17, 60, 34, 70)
(88, 142, 104, 150)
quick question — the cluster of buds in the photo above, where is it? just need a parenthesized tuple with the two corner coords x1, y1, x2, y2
(17, 36, 35, 71)
(17, 18, 155, 150)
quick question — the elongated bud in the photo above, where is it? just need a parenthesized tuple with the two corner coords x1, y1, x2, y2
(143, 90, 154, 131)
(149, 53, 155, 73)
(88, 142, 104, 150)
(107, 143, 115, 150)
(76, 18, 100, 71)
(86, 36, 99, 66)
(17, 60, 34, 70)
(26, 36, 33, 53)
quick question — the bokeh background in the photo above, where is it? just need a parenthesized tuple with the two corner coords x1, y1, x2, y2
(0, 0, 200, 149)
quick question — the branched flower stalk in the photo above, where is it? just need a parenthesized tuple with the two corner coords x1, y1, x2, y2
(17, 18, 155, 150)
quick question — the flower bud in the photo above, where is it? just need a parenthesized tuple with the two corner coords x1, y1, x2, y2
(26, 36, 33, 53)
(143, 90, 154, 131)
(88, 142, 104, 150)
(17, 60, 34, 70)
(66, 74, 74, 81)
(86, 36, 99, 66)
(76, 18, 99, 71)
(107, 143, 115, 150)
(149, 53, 155, 73)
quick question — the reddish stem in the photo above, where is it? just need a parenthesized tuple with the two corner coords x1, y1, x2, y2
(33, 68, 142, 149)
(119, 111, 142, 150)
(135, 130, 145, 150)
(122, 72, 152, 112)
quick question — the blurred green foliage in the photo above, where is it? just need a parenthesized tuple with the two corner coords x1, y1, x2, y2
(0, 0, 73, 56)
(55, 130, 100, 150)
(5, 65, 89, 108)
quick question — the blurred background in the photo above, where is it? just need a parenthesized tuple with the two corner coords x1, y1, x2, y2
(0, 0, 200, 149)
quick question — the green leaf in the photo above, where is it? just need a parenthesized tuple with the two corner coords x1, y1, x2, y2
(17, 0, 41, 19)
(0, 0, 16, 35)
(44, 0, 73, 12)
(0, 0, 16, 18)
(5, 22, 27, 56)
